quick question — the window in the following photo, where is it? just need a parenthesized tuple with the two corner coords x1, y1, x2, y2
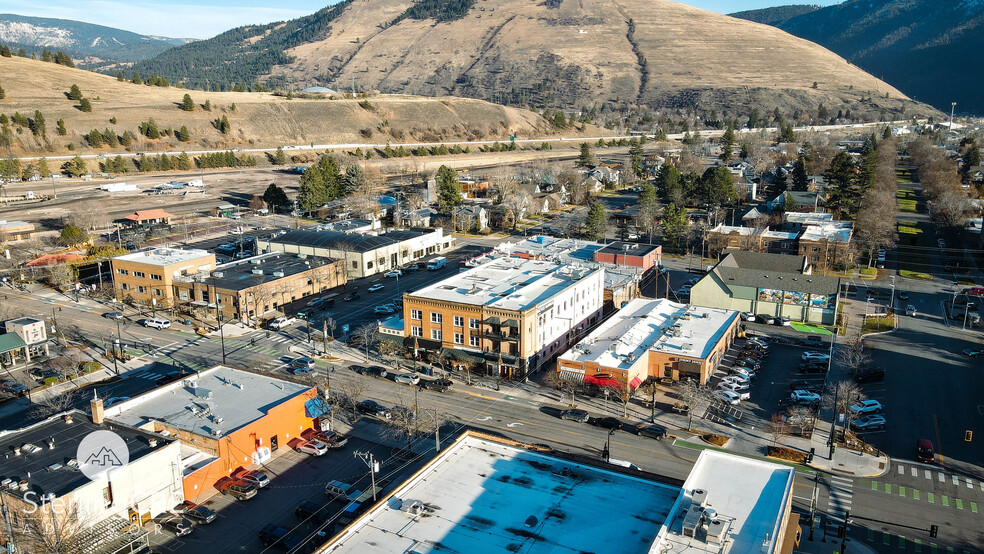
(811, 247, 820, 253)
(411, 326, 422, 337)
(136, 286, 147, 294)
(431, 329, 443, 340)
(120, 283, 129, 291)
(454, 333, 464, 344)
(469, 318, 479, 329)
(115, 268, 128, 276)
(469, 335, 480, 347)
(150, 274, 162, 281)
(411, 309, 422, 320)
(431, 312, 443, 324)
(152, 288, 163, 297)
(453, 316, 464, 327)
(351, 261, 358, 269)
(133, 271, 146, 278)
(367, 261, 374, 269)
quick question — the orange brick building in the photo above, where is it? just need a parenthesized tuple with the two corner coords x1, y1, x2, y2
(111, 247, 216, 309)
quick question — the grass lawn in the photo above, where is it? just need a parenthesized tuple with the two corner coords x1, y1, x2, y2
(897, 220, 932, 279)
(897, 168, 914, 184)
(897, 189, 918, 213)
(862, 315, 896, 334)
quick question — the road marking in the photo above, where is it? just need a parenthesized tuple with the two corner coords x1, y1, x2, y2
(955, 499, 963, 510)
(830, 475, 853, 485)
(942, 495, 949, 507)
(506, 422, 524, 427)
(971, 502, 978, 514)
(913, 489, 920, 500)
(912, 467, 918, 477)
(928, 492, 935, 503)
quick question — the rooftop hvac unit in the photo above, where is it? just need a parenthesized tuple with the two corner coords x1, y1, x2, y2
(692, 489, 707, 506)
(681, 505, 704, 539)
(627, 352, 636, 362)
(706, 518, 730, 545)
(211, 429, 222, 436)
(272, 271, 285, 277)
(213, 272, 224, 278)
(194, 387, 213, 400)
(252, 269, 264, 275)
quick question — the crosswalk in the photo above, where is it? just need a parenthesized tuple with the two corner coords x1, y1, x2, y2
(894, 462, 984, 491)
(827, 474, 854, 523)
(865, 529, 959, 553)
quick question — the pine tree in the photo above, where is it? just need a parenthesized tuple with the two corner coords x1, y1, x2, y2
(132, 73, 142, 85)
(577, 142, 594, 167)
(37, 157, 50, 177)
(178, 125, 191, 142)
(655, 162, 682, 203)
(177, 152, 192, 170)
(62, 156, 88, 177)
(720, 122, 735, 162)
(629, 140, 645, 179)
(116, 71, 124, 82)
(343, 164, 365, 194)
(436, 165, 463, 212)
(68, 84, 83, 101)
(87, 129, 103, 148)
(273, 146, 287, 165)
(0, 46, 11, 58)
(262, 183, 290, 212)
(180, 93, 195, 111)
(660, 203, 688, 249)
(79, 98, 92, 112)
(102, 129, 119, 147)
(0, 83, 5, 100)
(637, 182, 659, 238)
(203, 100, 211, 111)
(791, 157, 809, 191)
(584, 202, 608, 241)
(40, 49, 52, 62)
(30, 110, 45, 137)
(825, 152, 859, 220)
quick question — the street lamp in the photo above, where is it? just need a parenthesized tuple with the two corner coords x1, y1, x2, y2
(602, 428, 615, 462)
(211, 277, 227, 365)
(949, 102, 957, 132)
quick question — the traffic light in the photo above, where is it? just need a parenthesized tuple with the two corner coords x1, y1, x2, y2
(966, 430, 974, 442)
(837, 525, 846, 539)
(930, 525, 939, 538)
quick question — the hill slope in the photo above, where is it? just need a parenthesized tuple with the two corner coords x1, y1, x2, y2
(130, 0, 932, 119)
(0, 13, 190, 63)
(0, 55, 549, 155)
(729, 5, 821, 26)
(770, 0, 984, 113)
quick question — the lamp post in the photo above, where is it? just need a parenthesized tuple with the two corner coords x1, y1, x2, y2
(949, 102, 957, 133)
(602, 428, 615, 462)
(211, 277, 226, 365)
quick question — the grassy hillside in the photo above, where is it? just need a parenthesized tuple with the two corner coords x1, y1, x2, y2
(0, 55, 551, 156)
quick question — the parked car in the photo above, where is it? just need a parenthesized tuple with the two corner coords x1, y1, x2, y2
(302, 429, 348, 449)
(798, 362, 827, 374)
(218, 480, 257, 500)
(358, 400, 391, 419)
(154, 514, 194, 537)
(295, 440, 329, 456)
(898, 291, 910, 301)
(852, 414, 887, 431)
(790, 390, 821, 405)
(717, 381, 750, 400)
(739, 311, 755, 321)
(422, 378, 454, 392)
(295, 500, 331, 524)
(713, 389, 741, 405)
(180, 502, 216, 524)
(238, 470, 270, 488)
(560, 409, 589, 423)
(384, 269, 402, 278)
(368, 284, 385, 292)
(722, 374, 750, 387)
(374, 305, 396, 315)
(800, 335, 824, 347)
(850, 399, 883, 416)
(394, 373, 420, 385)
(801, 352, 830, 362)
(590, 416, 623, 430)
(142, 318, 171, 329)
(407, 264, 421, 271)
(0, 380, 27, 396)
(734, 358, 761, 371)
(755, 315, 776, 325)
(729, 366, 756, 379)
(738, 349, 766, 359)
(916, 438, 936, 463)
(290, 357, 315, 370)
(637, 424, 668, 440)
(102, 312, 124, 320)
(775, 316, 791, 326)
(269, 317, 297, 330)
(258, 524, 303, 551)
(787, 380, 822, 392)
(358, 365, 388, 378)
(854, 368, 886, 384)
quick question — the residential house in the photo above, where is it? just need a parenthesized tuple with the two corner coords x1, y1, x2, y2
(706, 225, 763, 257)
(589, 166, 619, 185)
(767, 191, 820, 213)
(400, 208, 437, 228)
(0, 220, 35, 242)
(452, 205, 489, 232)
(122, 208, 175, 228)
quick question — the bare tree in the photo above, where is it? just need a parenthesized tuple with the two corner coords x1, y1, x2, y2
(382, 393, 446, 451)
(333, 378, 369, 420)
(543, 369, 583, 406)
(766, 413, 788, 446)
(30, 388, 84, 418)
(823, 380, 866, 433)
(323, 316, 337, 355)
(67, 199, 101, 231)
(783, 405, 815, 437)
(677, 379, 711, 431)
(15, 497, 102, 554)
(353, 323, 379, 361)
(837, 333, 871, 378)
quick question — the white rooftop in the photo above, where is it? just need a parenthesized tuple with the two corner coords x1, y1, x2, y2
(560, 298, 738, 369)
(761, 230, 799, 240)
(113, 247, 213, 267)
(321, 434, 680, 554)
(652, 450, 795, 553)
(709, 225, 757, 236)
(490, 236, 643, 289)
(108, 365, 312, 438)
(409, 257, 602, 311)
(784, 212, 834, 225)
(800, 222, 853, 243)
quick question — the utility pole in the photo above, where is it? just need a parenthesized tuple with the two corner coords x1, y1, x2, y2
(211, 278, 227, 364)
(809, 471, 819, 541)
(354, 451, 379, 501)
(949, 102, 957, 133)
(434, 408, 441, 452)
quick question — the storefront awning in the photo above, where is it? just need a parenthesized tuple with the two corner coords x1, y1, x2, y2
(629, 376, 642, 389)
(446, 349, 486, 363)
(402, 336, 442, 351)
(304, 397, 331, 419)
(484, 316, 501, 325)
(584, 374, 623, 389)
(558, 369, 585, 383)
(502, 319, 520, 328)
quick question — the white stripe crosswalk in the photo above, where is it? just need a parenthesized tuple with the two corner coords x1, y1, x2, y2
(827, 476, 853, 522)
(894, 462, 984, 492)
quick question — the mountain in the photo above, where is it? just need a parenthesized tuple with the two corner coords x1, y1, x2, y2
(0, 13, 191, 63)
(729, 5, 821, 26)
(129, 0, 933, 119)
(750, 0, 984, 114)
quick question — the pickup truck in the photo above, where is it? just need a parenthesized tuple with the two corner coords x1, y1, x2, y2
(268, 316, 297, 330)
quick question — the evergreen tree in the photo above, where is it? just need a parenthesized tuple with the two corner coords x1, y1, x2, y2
(628, 140, 645, 179)
(262, 183, 291, 212)
(700, 166, 736, 206)
(132, 73, 142, 85)
(273, 146, 287, 165)
(343, 164, 366, 194)
(62, 156, 88, 177)
(58, 224, 88, 247)
(116, 71, 124, 82)
(655, 162, 682, 203)
(584, 202, 608, 241)
(37, 157, 50, 177)
(577, 142, 594, 167)
(78, 98, 92, 112)
(55, 119, 66, 135)
(87, 129, 103, 148)
(660, 203, 688, 249)
(720, 122, 735, 162)
(777, 122, 795, 143)
(16, 49, 25, 57)
(177, 152, 193, 170)
(30, 110, 45, 137)
(68, 84, 83, 101)
(297, 155, 342, 211)
(0, 155, 19, 182)
(180, 93, 195, 111)
(773, 167, 788, 194)
(120, 131, 134, 148)
(791, 157, 809, 191)
(0, 45, 11, 58)
(436, 165, 463, 213)
(637, 182, 659, 238)
(178, 125, 191, 142)
(825, 152, 860, 220)
(41, 49, 52, 62)
(817, 103, 830, 122)
(140, 118, 161, 139)
(0, 83, 5, 100)
(203, 99, 211, 111)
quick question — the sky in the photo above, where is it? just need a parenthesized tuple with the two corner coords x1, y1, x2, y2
(2, 0, 846, 39)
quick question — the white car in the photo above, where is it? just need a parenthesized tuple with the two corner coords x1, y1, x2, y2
(905, 305, 916, 316)
(850, 399, 883, 416)
(142, 318, 171, 329)
(739, 312, 755, 321)
(385, 269, 402, 278)
(790, 390, 821, 405)
(269, 316, 297, 330)
(729, 366, 756, 379)
(721, 374, 750, 386)
(801, 352, 830, 362)
(717, 382, 750, 400)
(296, 440, 328, 456)
(238, 470, 270, 488)
(394, 373, 420, 385)
(713, 389, 741, 405)
(368, 284, 385, 292)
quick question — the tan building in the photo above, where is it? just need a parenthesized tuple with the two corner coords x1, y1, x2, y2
(798, 222, 854, 271)
(557, 298, 739, 390)
(0, 219, 35, 242)
(111, 248, 216, 309)
(403, 258, 605, 380)
(172, 252, 346, 323)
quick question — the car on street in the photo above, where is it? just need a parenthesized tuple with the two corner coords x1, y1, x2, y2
(898, 291, 910, 301)
(218, 480, 257, 500)
(302, 429, 348, 448)
(385, 269, 402, 278)
(180, 502, 216, 524)
(295, 440, 328, 456)
(258, 524, 303, 551)
(394, 373, 420, 385)
(916, 438, 936, 463)
(852, 414, 887, 431)
(560, 409, 589, 423)
(853, 368, 886, 383)
(590, 416, 623, 430)
(368, 284, 385, 292)
(104, 397, 129, 407)
(963, 348, 984, 358)
(755, 315, 776, 325)
(358, 400, 391, 419)
(407, 264, 421, 271)
(238, 470, 270, 488)
(713, 389, 741, 405)
(290, 357, 315, 370)
(850, 399, 883, 416)
(269, 317, 297, 330)
(141, 318, 171, 329)
(790, 390, 821, 405)
(637, 424, 668, 440)
(374, 304, 396, 315)
(0, 380, 27, 396)
(422, 378, 454, 392)
(343, 292, 361, 302)
(154, 514, 194, 537)
(102, 312, 124, 320)
(801, 352, 830, 362)
(905, 305, 917, 316)
(357, 365, 388, 378)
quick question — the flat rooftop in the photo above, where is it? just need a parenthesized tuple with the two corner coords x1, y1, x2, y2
(597, 240, 660, 258)
(801, 222, 853, 243)
(320, 434, 681, 554)
(109, 365, 312, 438)
(560, 298, 738, 368)
(176, 252, 338, 291)
(709, 225, 757, 236)
(408, 257, 602, 311)
(492, 236, 641, 289)
(784, 212, 834, 225)
(113, 247, 213, 267)
(0, 410, 174, 498)
(653, 450, 795, 553)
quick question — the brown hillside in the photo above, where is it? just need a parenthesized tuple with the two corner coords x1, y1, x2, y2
(0, 55, 551, 155)
(270, 0, 931, 117)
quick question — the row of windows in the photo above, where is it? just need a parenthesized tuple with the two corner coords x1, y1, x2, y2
(114, 268, 162, 280)
(118, 284, 164, 296)
(410, 310, 479, 329)
(410, 326, 481, 346)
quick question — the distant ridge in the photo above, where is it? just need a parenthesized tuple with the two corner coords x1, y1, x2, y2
(729, 5, 821, 26)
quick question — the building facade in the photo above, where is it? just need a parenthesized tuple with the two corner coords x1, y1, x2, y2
(111, 248, 216, 308)
(403, 258, 605, 379)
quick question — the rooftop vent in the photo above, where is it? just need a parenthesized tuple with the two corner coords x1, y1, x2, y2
(706, 518, 730, 545)
(692, 489, 707, 506)
(213, 272, 224, 278)
(682, 505, 704, 538)
(251, 269, 264, 275)
(211, 429, 222, 436)
(272, 271, 285, 277)
(193, 387, 213, 400)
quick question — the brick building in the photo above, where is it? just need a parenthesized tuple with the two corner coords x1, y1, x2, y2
(110, 248, 216, 309)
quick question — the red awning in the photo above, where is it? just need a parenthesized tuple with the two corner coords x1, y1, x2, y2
(584, 374, 622, 389)
(629, 376, 642, 389)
